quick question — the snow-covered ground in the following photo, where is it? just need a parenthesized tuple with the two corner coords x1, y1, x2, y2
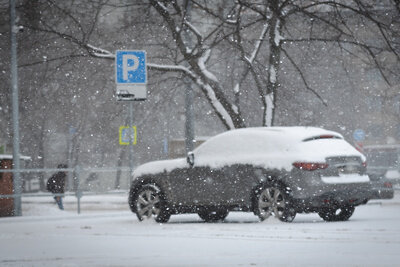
(0, 192, 399, 266)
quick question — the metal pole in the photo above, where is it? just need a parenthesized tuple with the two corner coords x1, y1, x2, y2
(74, 165, 82, 214)
(10, 0, 22, 216)
(67, 127, 75, 191)
(184, 0, 195, 154)
(129, 102, 134, 185)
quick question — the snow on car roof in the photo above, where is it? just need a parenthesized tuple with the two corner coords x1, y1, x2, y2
(193, 126, 343, 155)
(133, 127, 361, 177)
(195, 126, 343, 146)
(192, 127, 356, 169)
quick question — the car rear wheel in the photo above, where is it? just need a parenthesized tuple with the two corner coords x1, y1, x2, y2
(255, 184, 296, 222)
(198, 209, 229, 222)
(318, 206, 355, 222)
(134, 184, 170, 223)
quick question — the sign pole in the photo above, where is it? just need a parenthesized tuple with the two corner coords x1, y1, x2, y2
(10, 0, 22, 216)
(129, 102, 134, 186)
(67, 127, 76, 191)
(115, 50, 147, 186)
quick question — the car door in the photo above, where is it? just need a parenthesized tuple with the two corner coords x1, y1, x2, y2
(167, 166, 195, 206)
(220, 164, 256, 205)
(191, 165, 226, 206)
(167, 163, 226, 207)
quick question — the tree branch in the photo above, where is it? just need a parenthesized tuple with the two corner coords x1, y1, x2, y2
(281, 48, 327, 106)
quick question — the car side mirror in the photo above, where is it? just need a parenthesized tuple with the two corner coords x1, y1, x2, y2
(187, 152, 194, 166)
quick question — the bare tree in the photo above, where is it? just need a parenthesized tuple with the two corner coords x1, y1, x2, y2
(15, 0, 399, 131)
(102, 0, 400, 128)
(195, 0, 399, 126)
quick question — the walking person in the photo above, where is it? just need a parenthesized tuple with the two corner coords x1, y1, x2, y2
(47, 164, 67, 210)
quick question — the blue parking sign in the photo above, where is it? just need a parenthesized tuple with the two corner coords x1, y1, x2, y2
(353, 129, 365, 141)
(115, 51, 147, 84)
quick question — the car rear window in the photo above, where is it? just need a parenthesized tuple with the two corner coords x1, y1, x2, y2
(302, 135, 343, 142)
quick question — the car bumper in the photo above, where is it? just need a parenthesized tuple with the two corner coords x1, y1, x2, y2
(292, 188, 372, 211)
(369, 187, 394, 199)
(287, 172, 373, 211)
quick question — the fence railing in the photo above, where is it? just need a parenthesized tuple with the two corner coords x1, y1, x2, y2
(367, 166, 400, 171)
(0, 166, 132, 215)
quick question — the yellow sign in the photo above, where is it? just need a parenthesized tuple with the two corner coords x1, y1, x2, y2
(119, 126, 137, 145)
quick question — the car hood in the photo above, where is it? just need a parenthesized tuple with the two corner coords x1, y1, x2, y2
(133, 158, 188, 178)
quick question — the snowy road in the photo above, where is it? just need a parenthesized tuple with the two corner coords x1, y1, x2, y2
(0, 194, 399, 266)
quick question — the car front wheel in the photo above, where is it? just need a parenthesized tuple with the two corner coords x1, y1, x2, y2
(255, 184, 296, 222)
(318, 206, 355, 222)
(134, 184, 170, 223)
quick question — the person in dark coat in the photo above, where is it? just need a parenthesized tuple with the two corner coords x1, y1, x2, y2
(47, 164, 67, 210)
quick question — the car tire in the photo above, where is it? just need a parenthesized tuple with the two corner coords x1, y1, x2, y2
(198, 209, 229, 222)
(134, 184, 171, 223)
(318, 206, 355, 222)
(254, 183, 296, 222)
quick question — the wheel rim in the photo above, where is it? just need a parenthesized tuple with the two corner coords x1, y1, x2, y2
(258, 187, 287, 220)
(136, 189, 161, 220)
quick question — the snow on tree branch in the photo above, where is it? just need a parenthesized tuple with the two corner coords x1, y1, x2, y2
(196, 79, 236, 130)
(147, 63, 195, 77)
(245, 23, 269, 64)
(198, 49, 218, 83)
(86, 44, 114, 58)
(184, 19, 203, 43)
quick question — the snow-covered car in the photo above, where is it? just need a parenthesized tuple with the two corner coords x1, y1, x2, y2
(128, 127, 372, 223)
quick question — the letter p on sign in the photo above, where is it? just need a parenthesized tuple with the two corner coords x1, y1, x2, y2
(123, 54, 139, 80)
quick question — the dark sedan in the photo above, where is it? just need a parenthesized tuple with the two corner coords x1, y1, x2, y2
(368, 173, 394, 200)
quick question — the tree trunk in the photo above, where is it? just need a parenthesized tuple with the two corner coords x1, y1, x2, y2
(264, 7, 282, 127)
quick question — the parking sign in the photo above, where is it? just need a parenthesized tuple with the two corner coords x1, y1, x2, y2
(353, 129, 365, 142)
(115, 50, 147, 101)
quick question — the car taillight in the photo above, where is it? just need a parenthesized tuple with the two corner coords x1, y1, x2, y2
(293, 162, 329, 171)
(384, 182, 393, 188)
(362, 161, 367, 168)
